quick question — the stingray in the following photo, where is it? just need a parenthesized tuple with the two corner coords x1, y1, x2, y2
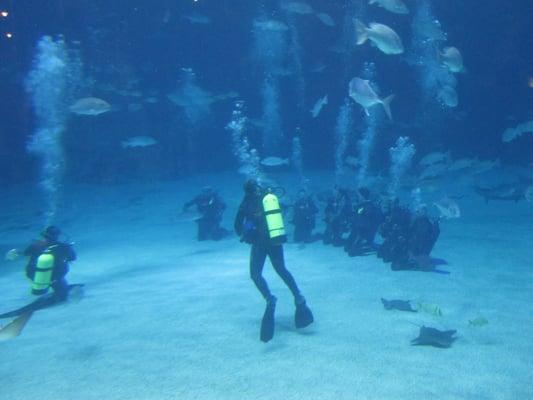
(411, 326, 457, 348)
(381, 298, 417, 312)
(0, 311, 33, 341)
(0, 284, 84, 319)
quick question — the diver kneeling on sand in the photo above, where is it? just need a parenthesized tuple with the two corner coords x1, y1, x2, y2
(2, 226, 82, 318)
(234, 179, 313, 342)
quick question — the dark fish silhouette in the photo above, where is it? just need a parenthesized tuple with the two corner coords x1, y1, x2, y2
(411, 326, 457, 348)
(473, 185, 524, 203)
(381, 298, 417, 312)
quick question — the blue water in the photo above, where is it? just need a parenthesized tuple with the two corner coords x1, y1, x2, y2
(1, 1, 533, 399)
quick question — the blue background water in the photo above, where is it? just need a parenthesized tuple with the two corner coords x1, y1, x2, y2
(0, 0, 532, 183)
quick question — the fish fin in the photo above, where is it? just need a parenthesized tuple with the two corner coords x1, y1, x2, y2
(381, 94, 395, 120)
(354, 19, 368, 45)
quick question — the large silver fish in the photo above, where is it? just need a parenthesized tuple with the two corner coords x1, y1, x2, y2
(69, 97, 111, 116)
(348, 77, 394, 119)
(440, 47, 464, 73)
(369, 0, 409, 15)
(355, 19, 404, 55)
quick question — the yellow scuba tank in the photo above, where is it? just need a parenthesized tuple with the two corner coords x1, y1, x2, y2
(262, 192, 286, 243)
(31, 248, 55, 295)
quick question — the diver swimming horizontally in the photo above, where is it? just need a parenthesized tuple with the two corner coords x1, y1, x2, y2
(234, 179, 313, 342)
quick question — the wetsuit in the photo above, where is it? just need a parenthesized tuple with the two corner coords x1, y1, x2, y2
(234, 191, 302, 303)
(184, 191, 228, 241)
(291, 196, 319, 243)
(24, 239, 76, 300)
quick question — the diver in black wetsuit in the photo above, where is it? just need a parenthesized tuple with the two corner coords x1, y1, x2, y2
(234, 179, 313, 342)
(377, 199, 411, 270)
(291, 189, 319, 243)
(6, 226, 77, 300)
(323, 186, 352, 246)
(344, 187, 384, 257)
(407, 206, 440, 265)
(183, 186, 229, 241)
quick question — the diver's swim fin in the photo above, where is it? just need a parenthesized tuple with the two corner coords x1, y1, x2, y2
(260, 300, 276, 343)
(0, 311, 33, 341)
(295, 302, 314, 329)
(0, 284, 84, 319)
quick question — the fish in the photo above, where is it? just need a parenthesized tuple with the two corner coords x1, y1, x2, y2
(310, 95, 328, 118)
(473, 184, 525, 203)
(348, 77, 394, 119)
(0, 312, 33, 341)
(525, 186, 533, 202)
(448, 158, 476, 171)
(316, 12, 335, 27)
(69, 97, 112, 116)
(260, 157, 290, 167)
(468, 317, 489, 327)
(411, 326, 457, 348)
(381, 298, 417, 312)
(354, 19, 404, 55)
(417, 302, 443, 317)
(440, 46, 464, 73)
(281, 1, 314, 15)
(501, 120, 533, 142)
(253, 19, 289, 32)
(121, 136, 158, 148)
(369, 0, 409, 14)
(433, 197, 461, 219)
(437, 85, 458, 108)
(419, 163, 448, 180)
(181, 13, 211, 25)
(419, 151, 450, 166)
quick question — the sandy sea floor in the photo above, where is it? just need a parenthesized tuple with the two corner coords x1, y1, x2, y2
(1, 171, 532, 400)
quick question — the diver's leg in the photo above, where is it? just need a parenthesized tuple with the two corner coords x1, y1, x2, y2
(51, 277, 69, 302)
(250, 245, 274, 301)
(268, 245, 303, 302)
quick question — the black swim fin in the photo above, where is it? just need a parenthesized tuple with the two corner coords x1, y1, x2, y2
(295, 302, 314, 329)
(260, 300, 276, 343)
(0, 284, 84, 319)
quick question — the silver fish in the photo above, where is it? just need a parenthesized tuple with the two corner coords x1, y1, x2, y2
(121, 136, 158, 148)
(369, 0, 409, 15)
(433, 197, 461, 219)
(437, 85, 458, 108)
(260, 157, 290, 167)
(69, 97, 111, 116)
(310, 95, 328, 118)
(355, 19, 404, 55)
(348, 77, 394, 119)
(316, 12, 335, 27)
(440, 47, 464, 73)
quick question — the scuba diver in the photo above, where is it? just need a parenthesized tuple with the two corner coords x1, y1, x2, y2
(234, 179, 313, 342)
(183, 186, 229, 241)
(290, 189, 319, 243)
(344, 187, 384, 257)
(406, 205, 440, 269)
(377, 199, 412, 270)
(1, 226, 80, 319)
(323, 186, 352, 246)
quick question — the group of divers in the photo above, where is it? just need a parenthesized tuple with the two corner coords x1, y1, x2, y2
(2, 178, 442, 343)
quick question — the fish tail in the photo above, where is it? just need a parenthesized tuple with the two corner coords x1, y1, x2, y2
(354, 19, 368, 45)
(381, 94, 395, 120)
